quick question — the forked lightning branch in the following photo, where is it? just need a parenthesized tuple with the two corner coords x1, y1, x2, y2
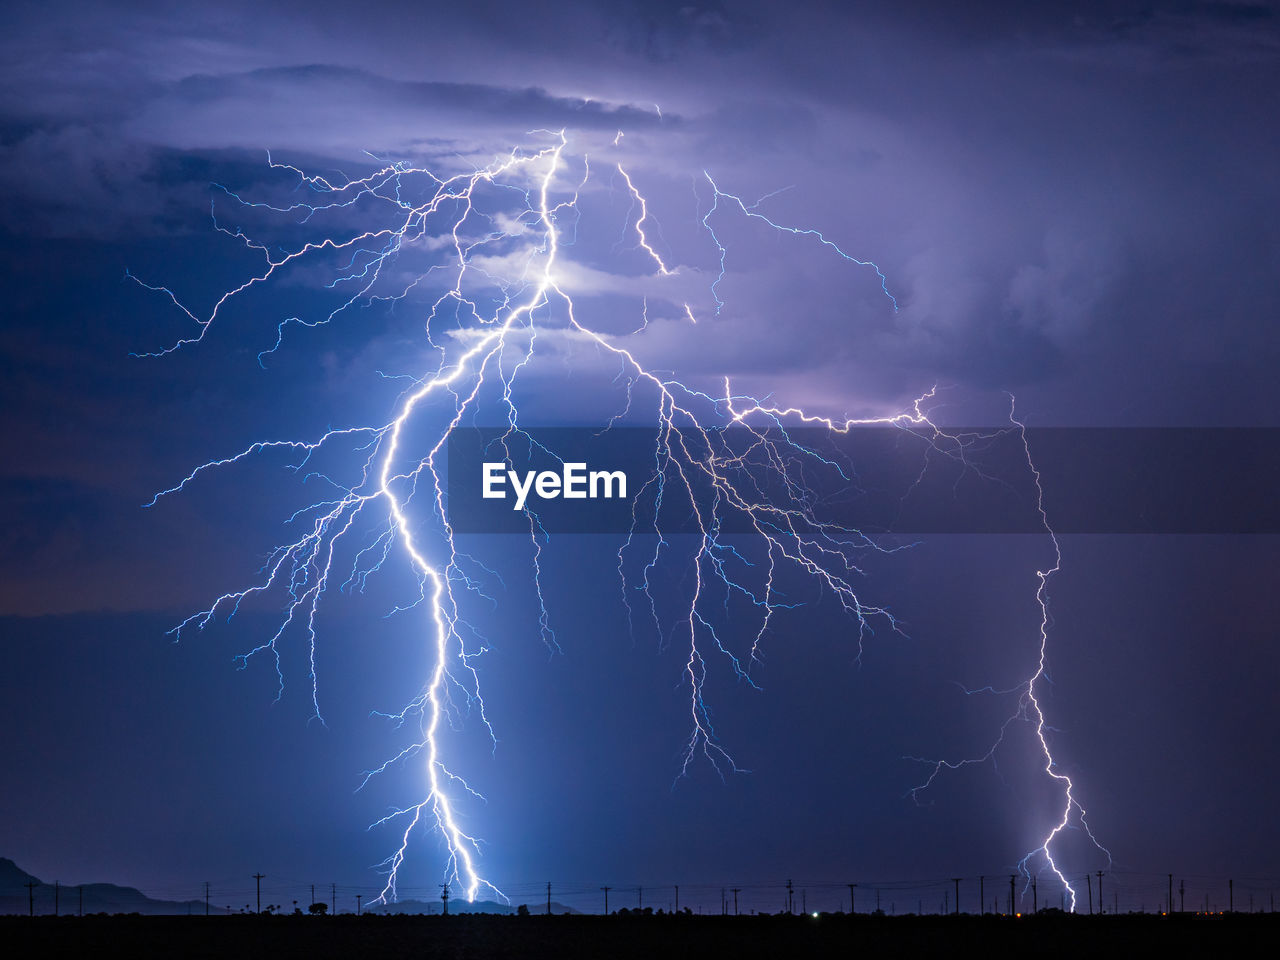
(134, 128, 1108, 909)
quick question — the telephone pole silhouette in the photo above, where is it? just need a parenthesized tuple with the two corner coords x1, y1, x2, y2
(847, 883, 856, 914)
(601, 886, 610, 915)
(356, 894, 362, 916)
(979, 876, 984, 915)
(786, 879, 794, 915)
(546, 882, 551, 916)
(206, 881, 211, 916)
(54, 880, 59, 916)
(79, 885, 83, 917)
(1180, 879, 1185, 913)
(253, 874, 265, 914)
(732, 888, 741, 915)
(1168, 874, 1173, 914)
(1031, 877, 1037, 914)
(331, 883, 336, 916)
(951, 879, 960, 916)
(1009, 876, 1015, 915)
(637, 887, 642, 910)
(25, 880, 36, 917)
(1229, 879, 1234, 913)
(439, 883, 449, 916)
(1086, 873, 1092, 915)
(1096, 872, 1105, 914)
(674, 885, 679, 913)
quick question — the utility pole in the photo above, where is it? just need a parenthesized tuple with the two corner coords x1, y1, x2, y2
(1228, 879, 1233, 913)
(675, 885, 679, 913)
(440, 884, 449, 916)
(331, 883, 336, 916)
(732, 888, 741, 915)
(721, 888, 726, 915)
(638, 887, 643, 910)
(1180, 880, 1185, 913)
(1032, 877, 1037, 914)
(979, 876, 984, 915)
(253, 874, 265, 914)
(546, 882, 551, 916)
(786, 879, 793, 915)
(206, 882, 211, 917)
(26, 880, 36, 917)
(79, 885, 83, 917)
(876, 889, 880, 913)
(55, 881, 59, 916)
(1086, 874, 1092, 915)
(952, 879, 960, 916)
(1009, 876, 1016, 915)
(601, 886, 610, 915)
(310, 885, 314, 910)
(1096, 872, 1104, 914)
(847, 883, 856, 914)
(1168, 874, 1173, 914)
(356, 894, 362, 917)
(802, 890, 806, 914)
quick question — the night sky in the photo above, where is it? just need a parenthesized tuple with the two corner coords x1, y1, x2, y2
(1, 1, 1278, 915)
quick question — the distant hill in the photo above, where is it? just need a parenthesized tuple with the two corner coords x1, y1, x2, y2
(0, 859, 581, 917)
(0, 858, 206, 916)
(0, 858, 39, 888)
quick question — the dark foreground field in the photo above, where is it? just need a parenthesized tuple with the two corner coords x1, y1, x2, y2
(3, 912, 1274, 959)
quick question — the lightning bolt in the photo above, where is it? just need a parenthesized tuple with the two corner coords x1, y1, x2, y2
(134, 128, 1103, 907)
(905, 404, 1112, 910)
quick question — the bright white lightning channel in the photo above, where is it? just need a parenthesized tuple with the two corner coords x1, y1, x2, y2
(136, 130, 1106, 907)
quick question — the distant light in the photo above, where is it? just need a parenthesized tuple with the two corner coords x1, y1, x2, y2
(811, 912, 819, 918)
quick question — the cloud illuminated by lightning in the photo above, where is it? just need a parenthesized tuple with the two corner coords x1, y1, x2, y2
(134, 128, 1104, 907)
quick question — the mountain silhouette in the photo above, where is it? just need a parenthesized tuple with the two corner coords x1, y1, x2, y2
(0, 858, 206, 916)
(0, 858, 582, 917)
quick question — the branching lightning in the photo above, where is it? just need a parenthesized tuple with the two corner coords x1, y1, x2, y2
(904, 403, 1112, 911)
(135, 129, 1105, 908)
